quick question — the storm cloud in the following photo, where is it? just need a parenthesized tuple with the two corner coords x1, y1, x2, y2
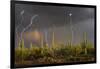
(15, 3, 95, 47)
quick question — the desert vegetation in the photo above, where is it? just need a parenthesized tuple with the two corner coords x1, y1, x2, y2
(15, 38, 95, 67)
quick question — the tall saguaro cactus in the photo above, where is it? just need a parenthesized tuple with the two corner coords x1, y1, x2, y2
(81, 32, 88, 55)
(52, 31, 55, 47)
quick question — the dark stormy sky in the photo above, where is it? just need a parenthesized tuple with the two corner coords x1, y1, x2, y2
(15, 4, 95, 47)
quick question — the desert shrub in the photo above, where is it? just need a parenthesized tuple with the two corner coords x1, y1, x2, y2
(58, 47, 71, 56)
(15, 48, 22, 61)
(29, 46, 43, 59)
(87, 48, 95, 56)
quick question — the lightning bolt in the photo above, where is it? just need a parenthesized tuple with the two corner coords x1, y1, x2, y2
(21, 14, 38, 39)
(69, 13, 74, 44)
(16, 10, 24, 44)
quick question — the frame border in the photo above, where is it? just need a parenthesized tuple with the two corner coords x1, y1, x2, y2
(10, 1, 96, 68)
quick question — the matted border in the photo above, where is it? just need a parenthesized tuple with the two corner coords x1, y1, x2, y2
(10, 1, 96, 68)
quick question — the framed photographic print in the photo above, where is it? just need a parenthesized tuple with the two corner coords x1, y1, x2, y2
(11, 1, 96, 68)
